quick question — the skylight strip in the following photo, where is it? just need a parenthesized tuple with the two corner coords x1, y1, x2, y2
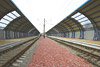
(77, 17, 86, 20)
(81, 22, 88, 25)
(6, 14, 14, 19)
(0, 23, 7, 27)
(12, 11, 20, 17)
(0, 26, 4, 29)
(0, 22, 7, 25)
(0, 27, 4, 29)
(0, 26, 4, 28)
(0, 19, 10, 24)
(2, 17, 11, 22)
(72, 13, 81, 18)
(0, 11, 21, 29)
(3, 15, 13, 21)
(78, 19, 89, 23)
(11, 13, 17, 18)
(7, 13, 16, 19)
(71, 12, 92, 26)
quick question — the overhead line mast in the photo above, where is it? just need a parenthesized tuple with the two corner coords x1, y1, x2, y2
(43, 18, 45, 38)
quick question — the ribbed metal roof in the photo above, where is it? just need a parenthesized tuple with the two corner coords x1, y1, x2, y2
(0, 0, 40, 35)
(46, 0, 100, 35)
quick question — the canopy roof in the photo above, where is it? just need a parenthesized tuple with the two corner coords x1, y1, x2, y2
(0, 0, 39, 35)
(46, 0, 100, 34)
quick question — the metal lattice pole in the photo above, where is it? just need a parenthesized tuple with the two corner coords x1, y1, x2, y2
(43, 18, 45, 38)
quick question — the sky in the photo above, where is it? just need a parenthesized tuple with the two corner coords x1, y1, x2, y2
(11, 0, 88, 33)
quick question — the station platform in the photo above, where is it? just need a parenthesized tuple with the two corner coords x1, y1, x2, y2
(27, 37, 93, 67)
(53, 36, 100, 45)
(0, 37, 32, 46)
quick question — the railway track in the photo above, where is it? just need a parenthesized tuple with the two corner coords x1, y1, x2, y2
(48, 36, 100, 67)
(0, 36, 39, 67)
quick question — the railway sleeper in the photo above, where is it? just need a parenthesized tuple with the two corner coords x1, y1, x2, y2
(50, 37, 100, 52)
(0, 38, 37, 56)
(0, 37, 39, 67)
(51, 38, 100, 57)
(49, 37, 100, 66)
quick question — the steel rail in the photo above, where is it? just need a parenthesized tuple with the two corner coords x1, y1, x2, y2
(48, 36, 100, 67)
(0, 37, 37, 55)
(0, 36, 39, 67)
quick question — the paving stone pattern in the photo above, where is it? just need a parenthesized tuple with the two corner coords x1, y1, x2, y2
(27, 37, 93, 67)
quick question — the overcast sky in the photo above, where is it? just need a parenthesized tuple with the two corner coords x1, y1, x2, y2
(12, 0, 88, 33)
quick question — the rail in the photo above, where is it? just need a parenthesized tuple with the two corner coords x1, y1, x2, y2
(48, 36, 100, 67)
(0, 36, 39, 67)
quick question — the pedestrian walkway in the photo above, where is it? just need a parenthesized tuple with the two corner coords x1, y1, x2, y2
(27, 37, 93, 67)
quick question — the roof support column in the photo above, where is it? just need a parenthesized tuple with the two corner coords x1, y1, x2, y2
(80, 13, 99, 40)
(97, 30, 100, 40)
(63, 32, 66, 37)
(17, 32, 19, 38)
(79, 30, 84, 39)
(5, 31, 7, 39)
(4, 31, 6, 39)
(67, 31, 70, 38)
(93, 29, 100, 40)
(5, 30, 11, 39)
(12, 31, 14, 38)
(71, 31, 75, 38)
(15, 32, 17, 38)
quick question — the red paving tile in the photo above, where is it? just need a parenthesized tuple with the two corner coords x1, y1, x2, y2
(27, 37, 93, 67)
